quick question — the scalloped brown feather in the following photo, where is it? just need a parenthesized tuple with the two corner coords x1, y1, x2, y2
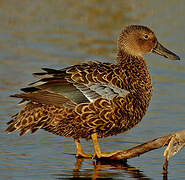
(6, 25, 155, 140)
(6, 56, 152, 139)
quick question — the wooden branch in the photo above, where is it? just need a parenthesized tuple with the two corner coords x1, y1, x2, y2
(101, 130, 185, 173)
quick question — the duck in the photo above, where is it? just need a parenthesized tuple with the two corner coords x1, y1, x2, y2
(6, 25, 180, 159)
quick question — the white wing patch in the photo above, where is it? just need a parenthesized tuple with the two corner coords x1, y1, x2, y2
(73, 83, 129, 102)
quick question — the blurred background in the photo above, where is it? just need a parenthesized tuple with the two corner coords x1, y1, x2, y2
(0, 0, 184, 179)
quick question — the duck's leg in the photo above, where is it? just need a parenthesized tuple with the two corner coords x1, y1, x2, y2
(74, 138, 92, 158)
(91, 133, 118, 159)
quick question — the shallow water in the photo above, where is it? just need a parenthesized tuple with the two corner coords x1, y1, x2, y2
(0, 0, 185, 179)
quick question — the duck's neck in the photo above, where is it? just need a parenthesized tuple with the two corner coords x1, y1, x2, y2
(117, 50, 153, 103)
(117, 50, 142, 64)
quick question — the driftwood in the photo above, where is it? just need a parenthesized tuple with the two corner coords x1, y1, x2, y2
(100, 129, 185, 174)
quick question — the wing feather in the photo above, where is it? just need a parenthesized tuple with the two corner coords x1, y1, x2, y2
(11, 90, 76, 108)
(11, 61, 130, 107)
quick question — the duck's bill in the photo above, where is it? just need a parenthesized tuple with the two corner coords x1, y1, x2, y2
(152, 42, 180, 60)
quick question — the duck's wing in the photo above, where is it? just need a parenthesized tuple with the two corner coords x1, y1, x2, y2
(11, 61, 129, 108)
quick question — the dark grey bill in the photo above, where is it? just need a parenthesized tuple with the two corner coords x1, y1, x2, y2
(152, 42, 180, 60)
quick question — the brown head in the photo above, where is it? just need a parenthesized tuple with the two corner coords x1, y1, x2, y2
(118, 25, 180, 60)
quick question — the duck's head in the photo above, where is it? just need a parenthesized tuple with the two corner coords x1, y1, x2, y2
(118, 25, 180, 60)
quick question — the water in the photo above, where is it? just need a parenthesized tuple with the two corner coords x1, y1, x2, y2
(0, 0, 185, 179)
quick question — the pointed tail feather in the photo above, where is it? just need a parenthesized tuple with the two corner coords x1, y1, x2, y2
(6, 123, 17, 133)
(6, 102, 50, 136)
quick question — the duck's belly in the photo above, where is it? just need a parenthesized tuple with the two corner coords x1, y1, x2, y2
(44, 95, 148, 140)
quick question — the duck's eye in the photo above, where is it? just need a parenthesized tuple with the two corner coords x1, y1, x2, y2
(144, 34, 149, 39)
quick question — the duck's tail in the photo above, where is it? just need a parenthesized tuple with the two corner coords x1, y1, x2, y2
(6, 102, 50, 136)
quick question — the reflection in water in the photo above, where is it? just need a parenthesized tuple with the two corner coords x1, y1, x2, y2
(55, 158, 152, 180)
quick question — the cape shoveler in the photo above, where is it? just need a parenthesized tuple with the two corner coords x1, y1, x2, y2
(6, 25, 180, 159)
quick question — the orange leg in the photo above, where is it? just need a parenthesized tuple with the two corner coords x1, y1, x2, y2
(74, 139, 92, 158)
(91, 133, 118, 159)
